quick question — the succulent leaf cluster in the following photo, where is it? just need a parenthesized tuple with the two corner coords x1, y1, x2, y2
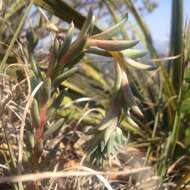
(28, 9, 152, 164)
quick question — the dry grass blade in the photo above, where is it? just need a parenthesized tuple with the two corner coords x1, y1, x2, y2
(0, 167, 151, 184)
(0, 0, 34, 71)
(69, 166, 113, 190)
(151, 55, 181, 62)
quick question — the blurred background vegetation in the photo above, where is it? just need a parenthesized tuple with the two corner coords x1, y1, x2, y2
(0, 0, 190, 189)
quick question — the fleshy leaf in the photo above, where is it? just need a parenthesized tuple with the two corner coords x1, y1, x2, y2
(121, 71, 143, 116)
(59, 22, 74, 59)
(47, 91, 65, 118)
(104, 124, 115, 146)
(79, 8, 95, 38)
(39, 77, 51, 105)
(122, 49, 147, 59)
(85, 47, 111, 57)
(125, 57, 155, 70)
(91, 15, 128, 39)
(87, 39, 139, 51)
(53, 67, 78, 86)
(31, 56, 42, 79)
(86, 96, 125, 163)
(114, 62, 122, 92)
(31, 99, 40, 128)
(59, 35, 87, 66)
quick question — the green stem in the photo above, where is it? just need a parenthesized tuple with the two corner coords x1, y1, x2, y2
(170, 0, 183, 94)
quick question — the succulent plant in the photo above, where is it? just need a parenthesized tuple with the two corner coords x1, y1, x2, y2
(28, 8, 154, 166)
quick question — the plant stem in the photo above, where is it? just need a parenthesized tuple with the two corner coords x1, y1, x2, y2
(170, 0, 183, 94)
